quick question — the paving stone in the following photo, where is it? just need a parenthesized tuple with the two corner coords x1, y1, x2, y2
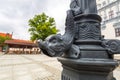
(0, 54, 119, 80)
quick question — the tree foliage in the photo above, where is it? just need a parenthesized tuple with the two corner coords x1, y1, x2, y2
(0, 36, 11, 47)
(28, 13, 59, 41)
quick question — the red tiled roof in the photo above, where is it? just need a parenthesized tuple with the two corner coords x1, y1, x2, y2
(4, 39, 36, 46)
(0, 32, 12, 38)
(11, 39, 33, 44)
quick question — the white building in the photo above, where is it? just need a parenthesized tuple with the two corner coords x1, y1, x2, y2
(96, 0, 120, 39)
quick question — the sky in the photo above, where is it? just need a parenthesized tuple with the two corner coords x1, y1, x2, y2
(0, 0, 70, 40)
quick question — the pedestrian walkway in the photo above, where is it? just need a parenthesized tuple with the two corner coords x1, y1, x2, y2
(0, 54, 119, 80)
(0, 52, 4, 56)
(0, 54, 62, 80)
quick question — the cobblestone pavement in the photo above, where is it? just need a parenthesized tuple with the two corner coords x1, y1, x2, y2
(0, 54, 62, 80)
(0, 54, 119, 80)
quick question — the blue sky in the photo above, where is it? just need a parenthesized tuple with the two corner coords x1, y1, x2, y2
(0, 0, 70, 40)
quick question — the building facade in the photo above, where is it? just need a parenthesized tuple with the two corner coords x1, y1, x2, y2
(0, 32, 41, 54)
(96, 0, 120, 39)
(0, 32, 12, 52)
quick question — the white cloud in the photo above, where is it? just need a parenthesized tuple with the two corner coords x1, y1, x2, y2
(0, 0, 70, 40)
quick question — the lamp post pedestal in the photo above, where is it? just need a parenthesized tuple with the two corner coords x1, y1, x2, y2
(59, 58, 118, 80)
(38, 0, 120, 80)
(58, 14, 119, 80)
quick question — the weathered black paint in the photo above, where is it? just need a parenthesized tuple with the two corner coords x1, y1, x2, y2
(38, 0, 119, 80)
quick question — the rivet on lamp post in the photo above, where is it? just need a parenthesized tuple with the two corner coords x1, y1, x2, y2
(38, 0, 119, 80)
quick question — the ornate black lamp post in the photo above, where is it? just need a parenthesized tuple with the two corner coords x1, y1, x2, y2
(38, 0, 119, 80)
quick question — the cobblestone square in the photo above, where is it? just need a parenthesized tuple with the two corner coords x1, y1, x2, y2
(0, 54, 119, 80)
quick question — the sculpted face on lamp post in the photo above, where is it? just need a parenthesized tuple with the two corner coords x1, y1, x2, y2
(38, 0, 98, 57)
(38, 0, 120, 58)
(38, 10, 80, 58)
(38, 0, 119, 80)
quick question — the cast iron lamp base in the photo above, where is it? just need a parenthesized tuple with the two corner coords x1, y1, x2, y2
(58, 58, 118, 80)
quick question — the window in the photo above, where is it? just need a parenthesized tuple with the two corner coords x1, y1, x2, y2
(108, 0, 117, 3)
(102, 1, 106, 6)
(97, 4, 101, 8)
(103, 16, 107, 20)
(115, 28, 120, 37)
(109, 10, 114, 19)
(103, 11, 107, 20)
(101, 21, 106, 30)
(116, 4, 120, 16)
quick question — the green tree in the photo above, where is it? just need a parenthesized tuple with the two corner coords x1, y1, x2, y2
(0, 36, 11, 47)
(28, 13, 59, 41)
